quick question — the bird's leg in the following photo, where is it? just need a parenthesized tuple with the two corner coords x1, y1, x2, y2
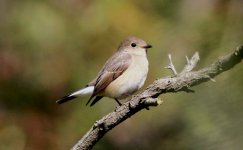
(115, 98, 122, 106)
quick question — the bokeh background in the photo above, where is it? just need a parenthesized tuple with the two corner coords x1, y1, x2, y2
(0, 0, 243, 150)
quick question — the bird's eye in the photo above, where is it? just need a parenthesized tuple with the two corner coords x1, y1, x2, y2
(131, 43, 137, 47)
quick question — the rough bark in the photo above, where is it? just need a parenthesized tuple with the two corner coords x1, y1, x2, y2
(71, 46, 243, 150)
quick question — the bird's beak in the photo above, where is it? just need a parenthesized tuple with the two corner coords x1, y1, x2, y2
(143, 44, 152, 49)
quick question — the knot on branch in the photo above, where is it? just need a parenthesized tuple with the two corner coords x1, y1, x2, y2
(93, 120, 105, 130)
(234, 46, 243, 57)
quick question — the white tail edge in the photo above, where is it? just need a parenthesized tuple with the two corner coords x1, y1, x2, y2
(70, 86, 94, 97)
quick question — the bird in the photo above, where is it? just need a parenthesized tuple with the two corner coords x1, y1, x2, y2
(56, 36, 152, 106)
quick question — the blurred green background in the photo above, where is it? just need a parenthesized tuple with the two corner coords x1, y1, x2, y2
(0, 0, 243, 150)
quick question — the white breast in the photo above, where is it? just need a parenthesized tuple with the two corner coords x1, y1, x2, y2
(104, 53, 148, 99)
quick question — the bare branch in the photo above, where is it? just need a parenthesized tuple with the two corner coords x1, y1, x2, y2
(71, 46, 243, 150)
(181, 52, 200, 73)
(165, 54, 178, 75)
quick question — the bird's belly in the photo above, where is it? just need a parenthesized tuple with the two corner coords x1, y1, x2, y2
(104, 56, 148, 99)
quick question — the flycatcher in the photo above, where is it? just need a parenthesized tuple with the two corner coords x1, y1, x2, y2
(56, 36, 152, 106)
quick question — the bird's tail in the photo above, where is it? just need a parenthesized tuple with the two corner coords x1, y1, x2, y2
(56, 95, 76, 104)
(56, 86, 94, 104)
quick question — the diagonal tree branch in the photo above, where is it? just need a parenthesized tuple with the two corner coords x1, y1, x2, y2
(71, 46, 243, 150)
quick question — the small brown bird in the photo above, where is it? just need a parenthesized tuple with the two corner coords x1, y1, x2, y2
(56, 36, 152, 106)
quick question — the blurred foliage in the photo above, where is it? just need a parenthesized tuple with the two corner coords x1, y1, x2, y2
(0, 0, 243, 150)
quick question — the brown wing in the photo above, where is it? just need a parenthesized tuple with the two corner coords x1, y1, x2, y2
(87, 51, 132, 103)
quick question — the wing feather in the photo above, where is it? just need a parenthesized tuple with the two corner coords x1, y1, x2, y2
(88, 51, 132, 102)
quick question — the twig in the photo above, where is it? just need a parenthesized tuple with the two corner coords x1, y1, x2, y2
(165, 54, 178, 75)
(71, 46, 243, 150)
(181, 52, 200, 73)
